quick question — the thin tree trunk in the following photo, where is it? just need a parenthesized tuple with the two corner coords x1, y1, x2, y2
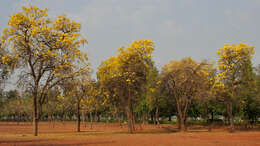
(142, 112, 145, 125)
(151, 114, 154, 124)
(209, 111, 214, 132)
(126, 86, 134, 133)
(155, 105, 160, 127)
(228, 101, 234, 132)
(90, 111, 93, 129)
(106, 115, 109, 124)
(132, 108, 135, 131)
(77, 99, 80, 132)
(204, 103, 211, 132)
(153, 113, 156, 125)
(97, 113, 100, 122)
(117, 113, 122, 127)
(33, 94, 38, 136)
(228, 83, 236, 132)
(94, 110, 98, 122)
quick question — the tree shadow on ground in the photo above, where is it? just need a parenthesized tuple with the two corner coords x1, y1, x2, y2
(0, 139, 53, 144)
(107, 126, 180, 135)
(0, 139, 116, 146)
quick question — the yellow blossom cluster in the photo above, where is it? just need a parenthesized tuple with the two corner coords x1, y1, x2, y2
(97, 40, 155, 101)
(215, 43, 255, 91)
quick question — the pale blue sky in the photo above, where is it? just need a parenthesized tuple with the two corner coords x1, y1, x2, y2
(0, 0, 259, 74)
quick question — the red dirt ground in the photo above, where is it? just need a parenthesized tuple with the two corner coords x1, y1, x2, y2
(0, 122, 259, 146)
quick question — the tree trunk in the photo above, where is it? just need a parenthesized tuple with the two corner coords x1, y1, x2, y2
(126, 98, 134, 134)
(142, 113, 145, 125)
(180, 117, 186, 132)
(127, 108, 134, 133)
(151, 114, 154, 124)
(90, 111, 93, 129)
(94, 110, 98, 122)
(228, 101, 235, 132)
(175, 97, 189, 132)
(97, 113, 100, 122)
(106, 115, 109, 124)
(155, 105, 160, 127)
(204, 103, 212, 132)
(177, 115, 181, 130)
(176, 103, 186, 131)
(244, 119, 248, 129)
(209, 111, 214, 132)
(33, 94, 38, 136)
(151, 113, 156, 125)
(168, 116, 172, 121)
(77, 99, 80, 132)
(118, 113, 122, 127)
(132, 109, 135, 131)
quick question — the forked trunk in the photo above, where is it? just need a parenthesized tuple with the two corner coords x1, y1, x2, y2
(176, 98, 187, 132)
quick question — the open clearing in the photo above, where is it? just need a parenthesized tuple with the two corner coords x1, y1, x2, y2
(0, 122, 259, 146)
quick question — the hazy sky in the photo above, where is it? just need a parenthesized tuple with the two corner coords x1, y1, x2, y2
(0, 0, 259, 74)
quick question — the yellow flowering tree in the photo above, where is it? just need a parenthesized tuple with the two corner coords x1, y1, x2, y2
(216, 43, 255, 132)
(0, 43, 15, 84)
(160, 57, 209, 131)
(97, 56, 125, 126)
(97, 40, 154, 133)
(0, 6, 89, 136)
(81, 80, 102, 129)
(59, 72, 93, 132)
(141, 65, 160, 126)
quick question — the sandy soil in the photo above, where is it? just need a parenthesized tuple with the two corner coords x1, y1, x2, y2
(0, 122, 259, 146)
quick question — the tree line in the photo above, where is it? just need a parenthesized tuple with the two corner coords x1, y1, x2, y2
(0, 6, 259, 136)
